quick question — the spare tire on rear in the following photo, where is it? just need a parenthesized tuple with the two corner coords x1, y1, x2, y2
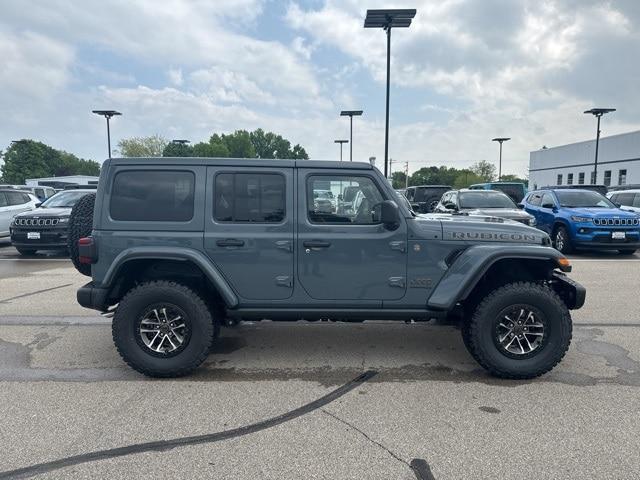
(68, 193, 96, 276)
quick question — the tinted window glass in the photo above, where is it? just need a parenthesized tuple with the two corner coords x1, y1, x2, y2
(528, 193, 542, 206)
(633, 194, 640, 208)
(5, 191, 28, 206)
(616, 193, 634, 206)
(214, 173, 285, 223)
(41, 191, 90, 208)
(307, 175, 384, 224)
(555, 190, 615, 208)
(459, 192, 515, 209)
(0, 192, 7, 207)
(540, 193, 555, 207)
(111, 170, 195, 221)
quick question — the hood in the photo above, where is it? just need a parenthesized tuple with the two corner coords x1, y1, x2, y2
(14, 207, 71, 218)
(463, 208, 533, 220)
(564, 207, 639, 218)
(414, 213, 549, 246)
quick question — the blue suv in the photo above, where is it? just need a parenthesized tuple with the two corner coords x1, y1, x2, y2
(523, 188, 640, 255)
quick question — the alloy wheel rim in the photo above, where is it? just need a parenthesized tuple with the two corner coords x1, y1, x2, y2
(495, 306, 545, 356)
(556, 230, 565, 250)
(137, 305, 190, 356)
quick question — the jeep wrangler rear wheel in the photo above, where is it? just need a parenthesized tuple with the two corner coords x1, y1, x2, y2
(466, 282, 572, 379)
(112, 281, 215, 377)
(68, 193, 96, 276)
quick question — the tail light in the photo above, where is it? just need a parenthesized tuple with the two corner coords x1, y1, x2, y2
(78, 237, 97, 264)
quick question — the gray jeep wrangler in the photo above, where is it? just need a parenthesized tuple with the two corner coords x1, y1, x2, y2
(71, 157, 585, 379)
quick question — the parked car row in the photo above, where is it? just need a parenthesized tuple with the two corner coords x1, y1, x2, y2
(399, 182, 640, 255)
(1, 189, 95, 255)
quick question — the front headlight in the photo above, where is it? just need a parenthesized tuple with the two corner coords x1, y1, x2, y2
(571, 216, 592, 223)
(57, 217, 70, 224)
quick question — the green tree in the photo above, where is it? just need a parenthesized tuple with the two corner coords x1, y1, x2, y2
(0, 139, 99, 184)
(162, 142, 194, 157)
(249, 128, 308, 159)
(500, 173, 528, 185)
(470, 160, 497, 182)
(408, 166, 460, 187)
(453, 170, 485, 189)
(220, 130, 255, 158)
(192, 141, 229, 157)
(117, 134, 167, 157)
(391, 171, 407, 189)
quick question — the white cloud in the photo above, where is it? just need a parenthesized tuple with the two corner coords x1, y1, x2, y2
(167, 68, 183, 87)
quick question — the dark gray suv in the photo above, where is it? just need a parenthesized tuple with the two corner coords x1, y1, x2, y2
(72, 158, 585, 379)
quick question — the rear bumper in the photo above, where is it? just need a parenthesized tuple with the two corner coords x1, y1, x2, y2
(77, 282, 110, 311)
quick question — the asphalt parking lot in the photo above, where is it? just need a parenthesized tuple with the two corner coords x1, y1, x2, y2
(1, 238, 639, 479)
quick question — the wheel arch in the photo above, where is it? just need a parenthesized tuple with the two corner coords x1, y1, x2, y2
(100, 247, 238, 309)
(427, 245, 567, 311)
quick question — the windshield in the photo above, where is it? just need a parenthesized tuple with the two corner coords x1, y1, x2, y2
(556, 190, 615, 208)
(41, 191, 90, 208)
(459, 192, 516, 209)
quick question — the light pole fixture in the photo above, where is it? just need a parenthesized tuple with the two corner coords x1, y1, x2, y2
(584, 108, 615, 184)
(492, 137, 511, 181)
(92, 110, 122, 158)
(365, 8, 417, 178)
(340, 110, 363, 162)
(334, 139, 349, 162)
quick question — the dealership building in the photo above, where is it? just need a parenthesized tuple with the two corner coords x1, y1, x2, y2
(529, 130, 640, 190)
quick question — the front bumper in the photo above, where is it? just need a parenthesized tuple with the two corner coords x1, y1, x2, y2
(10, 226, 69, 249)
(572, 226, 640, 250)
(552, 271, 586, 310)
(77, 282, 110, 311)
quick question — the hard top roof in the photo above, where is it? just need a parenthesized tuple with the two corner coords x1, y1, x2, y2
(107, 157, 374, 170)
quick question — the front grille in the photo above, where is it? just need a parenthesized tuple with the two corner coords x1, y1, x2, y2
(14, 217, 59, 226)
(593, 217, 639, 226)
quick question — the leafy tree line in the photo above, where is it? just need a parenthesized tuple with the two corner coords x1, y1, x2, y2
(0, 140, 100, 184)
(117, 129, 309, 160)
(391, 160, 527, 190)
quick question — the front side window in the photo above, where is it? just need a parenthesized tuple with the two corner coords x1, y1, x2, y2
(528, 193, 542, 206)
(540, 193, 555, 208)
(0, 193, 7, 207)
(214, 173, 285, 223)
(616, 193, 634, 206)
(110, 170, 195, 222)
(307, 175, 384, 224)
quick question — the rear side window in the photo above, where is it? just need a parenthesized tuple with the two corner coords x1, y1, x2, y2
(110, 170, 195, 222)
(0, 193, 7, 207)
(5, 191, 28, 206)
(214, 173, 285, 223)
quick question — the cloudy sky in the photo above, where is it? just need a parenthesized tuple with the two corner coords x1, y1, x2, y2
(1, 0, 639, 176)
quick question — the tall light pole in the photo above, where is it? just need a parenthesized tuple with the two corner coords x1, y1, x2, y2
(334, 139, 348, 161)
(584, 108, 615, 184)
(92, 110, 122, 158)
(340, 110, 363, 161)
(492, 137, 510, 181)
(365, 9, 416, 178)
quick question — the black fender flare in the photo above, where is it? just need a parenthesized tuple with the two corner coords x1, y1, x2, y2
(100, 247, 238, 308)
(427, 244, 569, 311)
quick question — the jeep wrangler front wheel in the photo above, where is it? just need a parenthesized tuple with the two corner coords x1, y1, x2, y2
(112, 281, 215, 377)
(465, 282, 572, 379)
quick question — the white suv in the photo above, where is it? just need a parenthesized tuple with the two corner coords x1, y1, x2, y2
(0, 190, 40, 238)
(607, 189, 640, 214)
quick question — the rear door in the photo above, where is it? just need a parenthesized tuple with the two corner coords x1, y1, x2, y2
(537, 192, 557, 233)
(204, 166, 294, 300)
(297, 169, 407, 302)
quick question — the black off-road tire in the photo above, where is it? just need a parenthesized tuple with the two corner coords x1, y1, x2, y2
(15, 247, 37, 256)
(112, 281, 216, 378)
(426, 197, 440, 213)
(618, 249, 637, 255)
(67, 193, 95, 276)
(466, 282, 572, 379)
(553, 225, 573, 254)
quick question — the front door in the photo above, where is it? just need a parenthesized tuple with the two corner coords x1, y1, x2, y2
(297, 170, 408, 302)
(204, 166, 294, 300)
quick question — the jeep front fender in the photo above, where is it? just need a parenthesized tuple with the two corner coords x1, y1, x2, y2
(100, 247, 239, 308)
(427, 244, 568, 311)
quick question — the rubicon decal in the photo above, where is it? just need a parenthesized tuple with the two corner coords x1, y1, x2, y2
(447, 231, 540, 242)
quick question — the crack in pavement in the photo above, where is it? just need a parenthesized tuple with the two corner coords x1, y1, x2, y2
(321, 408, 435, 479)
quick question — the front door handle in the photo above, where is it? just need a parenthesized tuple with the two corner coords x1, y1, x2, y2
(216, 239, 245, 247)
(303, 240, 331, 249)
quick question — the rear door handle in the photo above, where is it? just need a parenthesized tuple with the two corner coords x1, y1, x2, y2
(216, 239, 245, 247)
(303, 240, 331, 249)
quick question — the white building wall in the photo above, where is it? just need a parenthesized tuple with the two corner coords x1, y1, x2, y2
(25, 175, 99, 187)
(529, 130, 640, 189)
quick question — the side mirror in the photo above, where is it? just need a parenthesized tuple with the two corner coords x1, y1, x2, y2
(379, 200, 400, 230)
(35, 202, 42, 208)
(517, 203, 524, 209)
(444, 202, 457, 211)
(541, 202, 554, 209)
